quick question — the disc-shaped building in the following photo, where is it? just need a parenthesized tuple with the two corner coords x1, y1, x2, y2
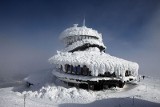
(49, 23, 139, 90)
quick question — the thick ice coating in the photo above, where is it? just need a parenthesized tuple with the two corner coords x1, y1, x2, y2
(59, 24, 102, 42)
(49, 49, 139, 78)
(49, 23, 139, 84)
(62, 39, 106, 52)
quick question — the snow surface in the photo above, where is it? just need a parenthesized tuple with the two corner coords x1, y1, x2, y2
(0, 70, 160, 107)
(49, 51, 139, 79)
(59, 24, 102, 41)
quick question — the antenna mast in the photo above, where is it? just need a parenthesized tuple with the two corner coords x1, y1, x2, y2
(83, 17, 85, 26)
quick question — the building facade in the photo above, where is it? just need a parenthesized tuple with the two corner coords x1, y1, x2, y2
(49, 23, 139, 90)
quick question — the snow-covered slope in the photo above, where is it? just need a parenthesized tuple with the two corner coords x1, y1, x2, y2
(0, 70, 160, 107)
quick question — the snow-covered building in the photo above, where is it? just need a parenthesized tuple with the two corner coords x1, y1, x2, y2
(49, 22, 139, 90)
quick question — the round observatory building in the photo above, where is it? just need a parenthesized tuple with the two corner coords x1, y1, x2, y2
(49, 23, 139, 90)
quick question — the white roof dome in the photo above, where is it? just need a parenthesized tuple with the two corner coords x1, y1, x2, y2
(59, 24, 102, 40)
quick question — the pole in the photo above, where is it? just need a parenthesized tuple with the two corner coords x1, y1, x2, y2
(146, 85, 147, 92)
(24, 94, 26, 107)
(132, 96, 135, 106)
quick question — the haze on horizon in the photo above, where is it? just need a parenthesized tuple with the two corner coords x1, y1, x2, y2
(0, 0, 160, 83)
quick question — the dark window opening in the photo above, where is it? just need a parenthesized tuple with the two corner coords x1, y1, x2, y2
(77, 65, 81, 75)
(64, 64, 91, 76)
(98, 72, 116, 77)
(125, 70, 131, 76)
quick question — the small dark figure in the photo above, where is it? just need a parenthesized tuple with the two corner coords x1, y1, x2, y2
(142, 75, 145, 79)
(26, 82, 33, 88)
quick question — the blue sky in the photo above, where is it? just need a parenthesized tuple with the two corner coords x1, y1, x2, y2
(0, 0, 160, 82)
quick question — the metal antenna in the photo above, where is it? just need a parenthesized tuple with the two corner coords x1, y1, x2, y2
(83, 17, 85, 26)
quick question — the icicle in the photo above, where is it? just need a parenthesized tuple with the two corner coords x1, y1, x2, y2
(62, 65, 65, 72)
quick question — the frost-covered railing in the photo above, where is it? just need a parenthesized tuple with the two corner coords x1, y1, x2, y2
(59, 25, 102, 41)
(62, 39, 106, 52)
(63, 35, 99, 46)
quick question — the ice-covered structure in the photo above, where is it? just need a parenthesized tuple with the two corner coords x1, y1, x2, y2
(49, 22, 139, 90)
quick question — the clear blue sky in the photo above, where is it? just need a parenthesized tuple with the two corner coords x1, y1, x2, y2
(0, 0, 160, 82)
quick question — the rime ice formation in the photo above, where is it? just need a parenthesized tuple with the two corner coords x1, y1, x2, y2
(49, 23, 139, 89)
(59, 24, 102, 41)
(62, 39, 106, 52)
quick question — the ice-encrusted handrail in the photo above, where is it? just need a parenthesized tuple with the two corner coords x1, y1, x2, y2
(62, 39, 106, 52)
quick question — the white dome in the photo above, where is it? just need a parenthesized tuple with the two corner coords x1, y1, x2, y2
(59, 24, 102, 41)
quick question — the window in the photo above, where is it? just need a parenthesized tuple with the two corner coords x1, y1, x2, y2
(76, 65, 81, 75)
(125, 70, 131, 76)
(82, 65, 88, 76)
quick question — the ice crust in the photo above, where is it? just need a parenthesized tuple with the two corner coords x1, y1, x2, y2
(59, 25, 102, 41)
(62, 39, 106, 52)
(49, 24, 139, 81)
(49, 50, 139, 78)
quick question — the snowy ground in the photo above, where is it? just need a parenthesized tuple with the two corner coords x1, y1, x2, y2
(0, 71, 160, 107)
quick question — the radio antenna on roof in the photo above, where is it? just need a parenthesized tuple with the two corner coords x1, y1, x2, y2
(83, 16, 86, 27)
